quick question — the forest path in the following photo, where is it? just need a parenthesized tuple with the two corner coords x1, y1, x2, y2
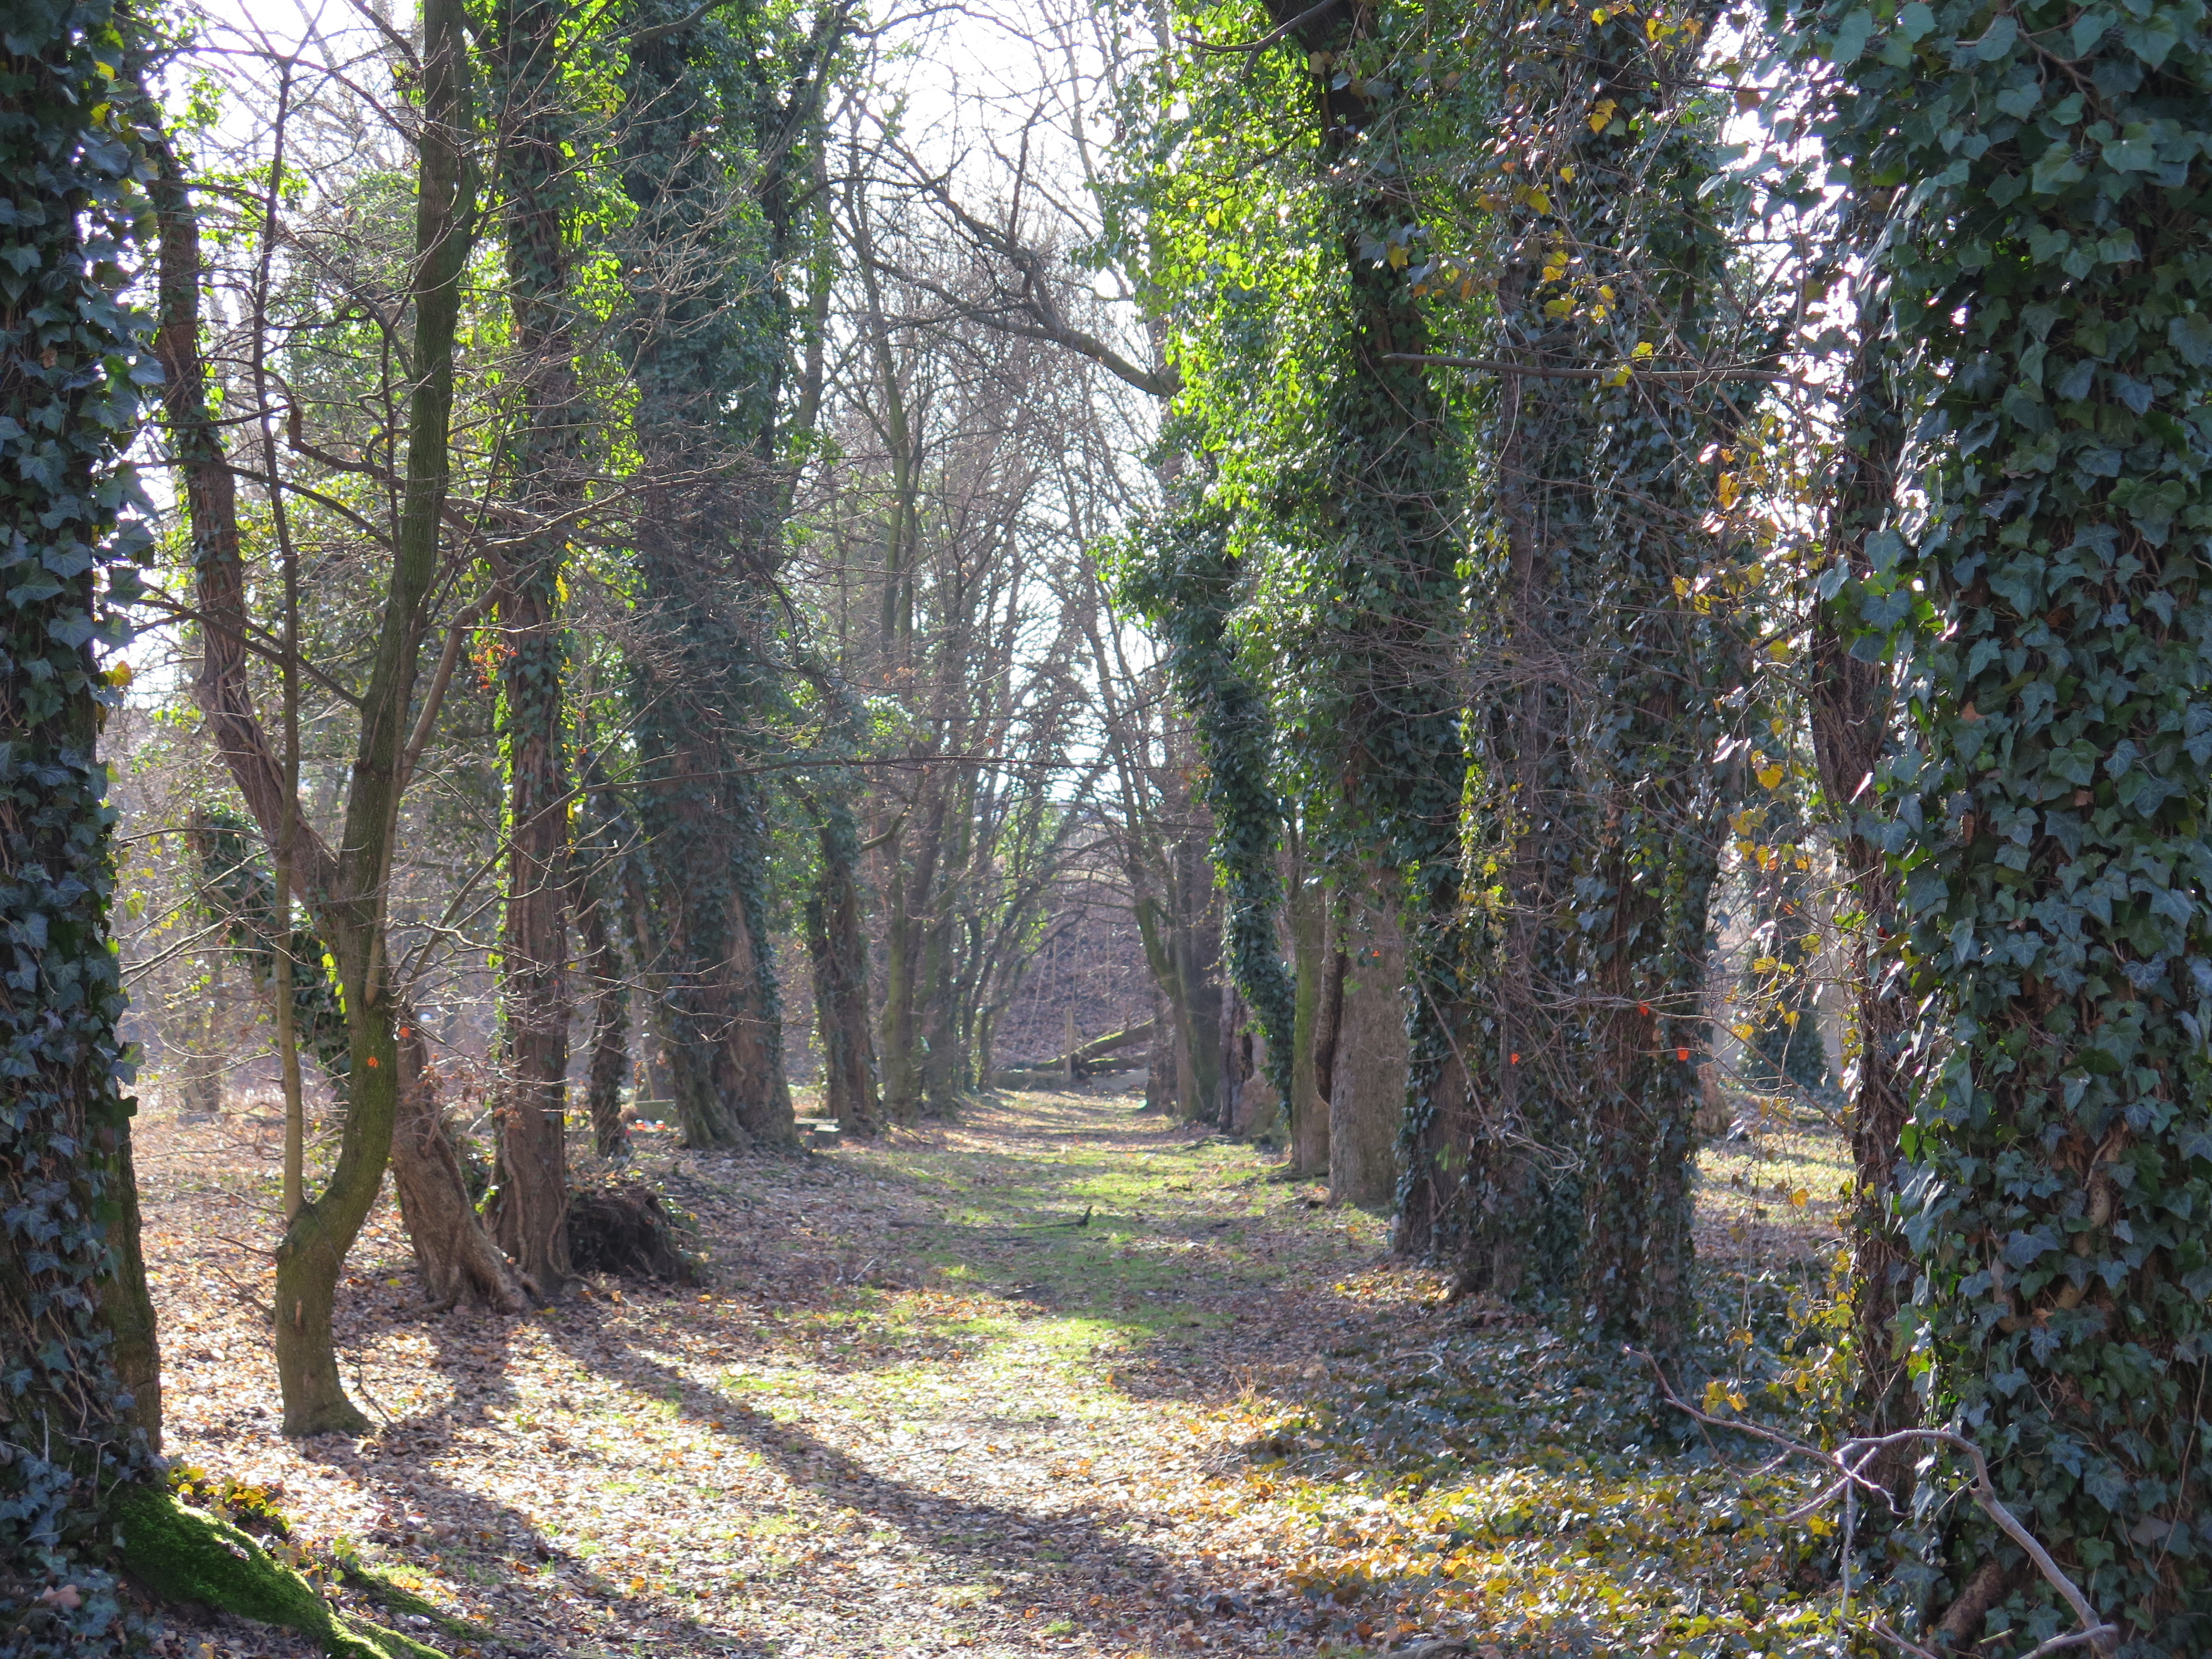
(144, 1087, 1446, 1658)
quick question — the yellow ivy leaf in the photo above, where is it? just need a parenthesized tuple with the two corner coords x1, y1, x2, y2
(1717, 472, 1741, 508)
(1790, 1187, 1811, 1208)
(1756, 763, 1785, 790)
(1631, 339, 1653, 357)
(1603, 364, 1631, 387)
(1543, 296, 1574, 317)
(1387, 242, 1409, 269)
(1587, 95, 1618, 128)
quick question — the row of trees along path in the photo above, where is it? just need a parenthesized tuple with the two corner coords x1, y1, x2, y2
(6, 0, 2212, 1655)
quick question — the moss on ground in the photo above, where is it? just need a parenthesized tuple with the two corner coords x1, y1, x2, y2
(108, 1484, 445, 1659)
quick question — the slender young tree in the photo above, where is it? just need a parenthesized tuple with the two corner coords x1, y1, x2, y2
(147, 0, 518, 1430)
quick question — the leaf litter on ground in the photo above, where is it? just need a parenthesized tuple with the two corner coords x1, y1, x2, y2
(139, 1090, 1858, 1657)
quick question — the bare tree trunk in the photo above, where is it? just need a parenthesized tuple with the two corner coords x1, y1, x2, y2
(143, 24, 520, 1429)
(807, 801, 883, 1134)
(267, 0, 486, 1430)
(1172, 833, 1224, 1123)
(1310, 912, 1345, 1176)
(484, 0, 583, 1298)
(395, 1025, 525, 1312)
(1144, 984, 1176, 1113)
(1329, 875, 1407, 1208)
(570, 857, 631, 1161)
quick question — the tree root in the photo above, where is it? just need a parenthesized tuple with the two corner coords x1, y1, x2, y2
(333, 1562, 495, 1645)
(568, 1177, 699, 1283)
(108, 1484, 447, 1659)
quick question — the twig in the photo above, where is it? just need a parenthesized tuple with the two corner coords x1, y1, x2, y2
(1385, 351, 1822, 391)
(1184, 0, 1344, 55)
(1631, 1350, 2117, 1658)
(351, 1355, 397, 1428)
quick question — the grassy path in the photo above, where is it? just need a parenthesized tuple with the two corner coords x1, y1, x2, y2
(148, 1091, 1431, 1656)
(144, 1089, 1848, 1658)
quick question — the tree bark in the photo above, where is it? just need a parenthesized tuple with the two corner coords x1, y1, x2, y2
(394, 1025, 525, 1311)
(1329, 876, 1407, 1209)
(1286, 866, 1331, 1176)
(269, 0, 482, 1431)
(485, 0, 583, 1299)
(570, 855, 632, 1161)
(143, 65, 518, 1354)
(808, 801, 884, 1135)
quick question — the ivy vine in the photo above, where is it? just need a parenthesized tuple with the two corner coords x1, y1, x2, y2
(1805, 0, 2212, 1644)
(0, 4, 157, 1645)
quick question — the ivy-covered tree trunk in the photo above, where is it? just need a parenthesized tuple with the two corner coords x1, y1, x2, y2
(1804, 204, 1911, 1439)
(0, 7, 161, 1630)
(1230, 0, 1470, 1246)
(616, 0, 833, 1152)
(486, 0, 582, 1298)
(1567, 29, 1746, 1347)
(1121, 504, 1300, 1119)
(1816, 0, 2212, 1645)
(1455, 236, 1598, 1303)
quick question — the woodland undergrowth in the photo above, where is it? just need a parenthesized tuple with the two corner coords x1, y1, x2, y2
(142, 1093, 1858, 1658)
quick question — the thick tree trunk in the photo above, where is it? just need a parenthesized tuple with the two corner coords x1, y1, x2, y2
(1329, 878, 1407, 1209)
(1807, 233, 1908, 1438)
(1579, 837, 1660, 1339)
(1172, 833, 1224, 1123)
(879, 849, 919, 1120)
(485, 0, 583, 1298)
(0, 25, 166, 1541)
(1311, 921, 1345, 1175)
(617, 13, 801, 1157)
(101, 1122, 163, 1454)
(489, 556, 575, 1294)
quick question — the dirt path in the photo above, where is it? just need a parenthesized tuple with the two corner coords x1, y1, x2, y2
(143, 1089, 1442, 1657)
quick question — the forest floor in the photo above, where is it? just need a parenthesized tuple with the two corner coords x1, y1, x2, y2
(139, 1086, 1851, 1659)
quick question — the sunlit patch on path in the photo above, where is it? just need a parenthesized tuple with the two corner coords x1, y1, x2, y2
(143, 1090, 1846, 1656)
